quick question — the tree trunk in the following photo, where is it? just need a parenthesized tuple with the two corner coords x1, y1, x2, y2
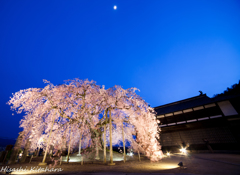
(39, 116, 55, 166)
(103, 124, 106, 163)
(77, 132, 82, 156)
(61, 130, 67, 156)
(108, 109, 115, 165)
(67, 126, 72, 163)
(36, 148, 40, 157)
(103, 110, 107, 163)
(122, 123, 126, 163)
(20, 139, 31, 163)
(8, 131, 24, 164)
(95, 138, 100, 160)
(138, 150, 141, 162)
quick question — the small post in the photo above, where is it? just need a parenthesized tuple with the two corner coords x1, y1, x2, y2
(81, 156, 83, 165)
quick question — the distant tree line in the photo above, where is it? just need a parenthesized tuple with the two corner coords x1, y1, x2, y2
(214, 80, 240, 97)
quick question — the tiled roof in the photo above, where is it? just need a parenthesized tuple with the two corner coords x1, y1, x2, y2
(154, 94, 214, 115)
(154, 94, 240, 116)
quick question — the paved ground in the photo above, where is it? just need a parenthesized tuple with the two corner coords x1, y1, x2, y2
(0, 153, 240, 175)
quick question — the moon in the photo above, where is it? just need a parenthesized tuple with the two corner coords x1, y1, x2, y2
(113, 5, 117, 10)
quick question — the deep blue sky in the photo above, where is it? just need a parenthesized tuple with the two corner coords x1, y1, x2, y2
(1, 0, 240, 139)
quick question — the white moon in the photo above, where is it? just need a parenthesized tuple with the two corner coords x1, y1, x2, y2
(113, 5, 117, 10)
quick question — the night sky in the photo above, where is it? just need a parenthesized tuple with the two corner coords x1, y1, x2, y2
(1, 0, 240, 139)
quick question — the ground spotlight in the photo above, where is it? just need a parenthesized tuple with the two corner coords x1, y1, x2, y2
(180, 147, 186, 154)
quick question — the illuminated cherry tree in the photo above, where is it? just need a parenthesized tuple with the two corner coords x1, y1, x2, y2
(8, 78, 163, 165)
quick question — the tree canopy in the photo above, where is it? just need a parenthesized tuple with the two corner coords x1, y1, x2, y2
(213, 80, 240, 97)
(8, 79, 163, 162)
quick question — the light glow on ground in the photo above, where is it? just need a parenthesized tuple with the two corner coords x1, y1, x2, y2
(145, 163, 179, 170)
(62, 156, 124, 162)
(12, 171, 36, 174)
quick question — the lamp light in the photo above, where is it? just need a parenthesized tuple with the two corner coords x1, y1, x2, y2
(180, 147, 186, 154)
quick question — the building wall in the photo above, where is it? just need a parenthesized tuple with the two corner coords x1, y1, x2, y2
(156, 96, 240, 152)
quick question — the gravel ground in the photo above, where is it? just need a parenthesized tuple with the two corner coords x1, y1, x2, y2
(0, 152, 240, 175)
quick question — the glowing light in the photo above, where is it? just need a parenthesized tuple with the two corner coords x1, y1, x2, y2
(12, 171, 36, 174)
(113, 5, 117, 10)
(145, 163, 178, 170)
(19, 153, 22, 157)
(180, 147, 186, 154)
(167, 152, 170, 156)
(12, 171, 31, 174)
(127, 151, 134, 156)
(113, 157, 123, 161)
(161, 164, 179, 169)
(61, 155, 124, 162)
(62, 156, 82, 162)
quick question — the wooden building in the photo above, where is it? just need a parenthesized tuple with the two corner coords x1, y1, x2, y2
(154, 94, 240, 152)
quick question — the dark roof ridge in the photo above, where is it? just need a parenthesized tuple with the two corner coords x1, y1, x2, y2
(154, 94, 210, 109)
